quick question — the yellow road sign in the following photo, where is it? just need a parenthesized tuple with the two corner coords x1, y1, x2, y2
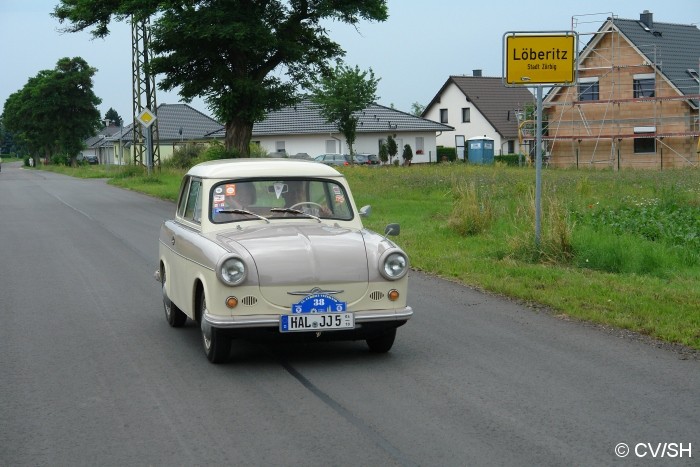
(136, 108, 157, 127)
(505, 33, 576, 85)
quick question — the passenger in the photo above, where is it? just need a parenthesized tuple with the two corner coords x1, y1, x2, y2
(224, 182, 256, 210)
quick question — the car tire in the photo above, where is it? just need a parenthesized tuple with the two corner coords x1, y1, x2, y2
(199, 294, 231, 363)
(366, 327, 397, 353)
(162, 270, 187, 327)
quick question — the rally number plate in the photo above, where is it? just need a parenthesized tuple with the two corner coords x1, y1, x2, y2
(280, 293, 353, 333)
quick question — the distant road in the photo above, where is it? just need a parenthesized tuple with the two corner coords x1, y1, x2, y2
(1, 163, 697, 466)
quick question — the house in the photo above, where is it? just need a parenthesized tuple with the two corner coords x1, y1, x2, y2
(544, 11, 700, 169)
(421, 71, 535, 159)
(89, 103, 222, 165)
(79, 124, 122, 163)
(207, 98, 453, 163)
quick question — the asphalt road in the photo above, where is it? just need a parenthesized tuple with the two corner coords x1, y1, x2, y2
(1, 161, 697, 466)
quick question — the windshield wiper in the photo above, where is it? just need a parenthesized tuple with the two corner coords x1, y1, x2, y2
(269, 207, 322, 222)
(218, 209, 270, 223)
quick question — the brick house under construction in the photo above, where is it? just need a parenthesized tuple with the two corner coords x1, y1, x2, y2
(543, 11, 700, 169)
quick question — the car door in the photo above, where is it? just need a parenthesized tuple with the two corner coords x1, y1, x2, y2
(164, 176, 204, 316)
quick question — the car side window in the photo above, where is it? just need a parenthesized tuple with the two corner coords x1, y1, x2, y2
(183, 178, 202, 223)
(176, 177, 191, 218)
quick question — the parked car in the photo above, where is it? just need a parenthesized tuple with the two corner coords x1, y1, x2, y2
(354, 153, 381, 166)
(83, 155, 99, 165)
(314, 153, 354, 166)
(156, 158, 412, 363)
(365, 154, 381, 165)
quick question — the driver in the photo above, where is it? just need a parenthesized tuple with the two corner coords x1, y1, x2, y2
(284, 181, 331, 217)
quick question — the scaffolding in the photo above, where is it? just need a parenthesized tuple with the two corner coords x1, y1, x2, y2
(524, 12, 700, 169)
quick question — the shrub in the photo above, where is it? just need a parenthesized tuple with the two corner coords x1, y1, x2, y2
(508, 187, 574, 264)
(437, 146, 457, 163)
(249, 143, 267, 158)
(196, 141, 239, 163)
(402, 144, 413, 164)
(51, 154, 70, 166)
(163, 144, 205, 169)
(494, 154, 521, 166)
(379, 143, 388, 164)
(448, 180, 494, 236)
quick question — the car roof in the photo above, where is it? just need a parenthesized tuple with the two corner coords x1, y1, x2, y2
(186, 158, 344, 179)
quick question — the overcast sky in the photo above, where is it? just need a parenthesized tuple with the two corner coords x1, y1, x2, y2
(1, 0, 698, 124)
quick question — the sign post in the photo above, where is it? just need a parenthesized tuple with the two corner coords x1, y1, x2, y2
(136, 108, 157, 176)
(503, 31, 577, 247)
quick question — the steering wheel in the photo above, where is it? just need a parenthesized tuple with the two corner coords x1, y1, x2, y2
(289, 202, 324, 211)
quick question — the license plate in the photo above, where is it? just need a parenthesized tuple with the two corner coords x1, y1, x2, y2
(280, 312, 354, 332)
(281, 293, 353, 333)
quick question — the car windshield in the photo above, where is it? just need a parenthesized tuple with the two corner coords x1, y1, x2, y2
(210, 178, 353, 224)
(354, 155, 368, 163)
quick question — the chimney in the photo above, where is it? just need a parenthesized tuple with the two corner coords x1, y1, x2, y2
(640, 10, 653, 29)
(473, 69, 482, 77)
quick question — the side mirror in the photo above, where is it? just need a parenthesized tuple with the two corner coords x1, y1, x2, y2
(359, 205, 372, 217)
(384, 223, 400, 236)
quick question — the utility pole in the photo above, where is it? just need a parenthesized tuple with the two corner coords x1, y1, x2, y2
(131, 16, 160, 169)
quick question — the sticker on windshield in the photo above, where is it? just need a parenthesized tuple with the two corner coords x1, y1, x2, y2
(273, 182, 286, 199)
(225, 184, 237, 196)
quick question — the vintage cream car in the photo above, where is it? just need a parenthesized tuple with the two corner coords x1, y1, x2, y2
(156, 159, 412, 363)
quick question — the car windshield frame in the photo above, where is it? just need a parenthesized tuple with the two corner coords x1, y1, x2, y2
(209, 177, 355, 224)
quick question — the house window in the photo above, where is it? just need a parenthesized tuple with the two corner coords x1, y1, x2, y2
(633, 74, 655, 98)
(325, 140, 337, 153)
(462, 108, 470, 123)
(415, 137, 424, 155)
(633, 127, 656, 154)
(275, 141, 286, 153)
(440, 109, 448, 123)
(507, 140, 515, 154)
(578, 78, 599, 101)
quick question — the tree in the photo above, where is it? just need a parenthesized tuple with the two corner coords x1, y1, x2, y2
(402, 143, 413, 165)
(386, 134, 398, 165)
(378, 142, 388, 165)
(53, 0, 389, 157)
(104, 108, 122, 126)
(3, 57, 101, 162)
(410, 102, 425, 116)
(311, 63, 379, 159)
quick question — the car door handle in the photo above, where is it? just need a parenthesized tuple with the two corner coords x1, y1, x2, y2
(171, 236, 176, 246)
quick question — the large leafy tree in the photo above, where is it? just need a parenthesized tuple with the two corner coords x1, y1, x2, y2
(311, 63, 379, 158)
(3, 57, 101, 161)
(53, 0, 389, 156)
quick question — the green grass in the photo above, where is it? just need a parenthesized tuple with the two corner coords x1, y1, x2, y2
(35, 162, 700, 349)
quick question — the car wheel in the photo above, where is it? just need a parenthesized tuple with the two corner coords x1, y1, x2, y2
(162, 269, 187, 327)
(199, 294, 231, 363)
(366, 327, 397, 353)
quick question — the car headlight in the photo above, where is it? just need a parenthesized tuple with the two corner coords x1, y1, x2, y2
(217, 256, 247, 286)
(380, 252, 408, 280)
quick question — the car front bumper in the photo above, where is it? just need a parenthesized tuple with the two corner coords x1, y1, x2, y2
(203, 306, 413, 329)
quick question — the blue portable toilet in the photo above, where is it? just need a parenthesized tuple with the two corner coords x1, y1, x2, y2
(467, 136, 495, 164)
